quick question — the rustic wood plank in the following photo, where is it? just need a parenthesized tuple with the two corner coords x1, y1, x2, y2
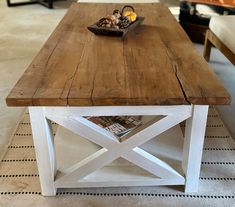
(31, 26, 88, 106)
(6, 3, 231, 106)
(6, 25, 65, 106)
(148, 4, 231, 105)
(122, 25, 187, 105)
(6, 3, 104, 106)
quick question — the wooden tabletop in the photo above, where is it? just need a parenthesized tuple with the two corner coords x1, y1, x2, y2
(6, 3, 231, 106)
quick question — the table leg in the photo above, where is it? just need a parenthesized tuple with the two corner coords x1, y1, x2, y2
(182, 105, 209, 193)
(29, 107, 57, 196)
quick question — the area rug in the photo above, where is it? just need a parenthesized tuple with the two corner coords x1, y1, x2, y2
(0, 107, 235, 207)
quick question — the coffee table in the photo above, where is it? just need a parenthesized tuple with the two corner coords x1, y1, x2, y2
(6, 3, 231, 196)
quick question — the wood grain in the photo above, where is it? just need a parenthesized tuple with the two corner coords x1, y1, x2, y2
(6, 3, 231, 106)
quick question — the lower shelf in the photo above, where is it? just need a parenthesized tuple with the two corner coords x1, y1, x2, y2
(55, 166, 185, 188)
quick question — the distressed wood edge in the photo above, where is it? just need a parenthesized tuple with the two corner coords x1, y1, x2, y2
(188, 96, 231, 105)
(6, 97, 33, 107)
(6, 94, 231, 107)
(6, 97, 68, 107)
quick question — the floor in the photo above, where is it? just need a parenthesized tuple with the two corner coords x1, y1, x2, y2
(209, 51, 235, 138)
(0, 0, 68, 160)
(0, 0, 234, 161)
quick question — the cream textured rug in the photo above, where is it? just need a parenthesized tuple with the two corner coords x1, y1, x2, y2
(0, 107, 235, 206)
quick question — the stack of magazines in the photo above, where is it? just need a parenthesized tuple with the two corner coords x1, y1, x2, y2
(85, 116, 142, 138)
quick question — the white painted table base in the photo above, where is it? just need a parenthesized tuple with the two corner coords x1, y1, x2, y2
(29, 105, 208, 196)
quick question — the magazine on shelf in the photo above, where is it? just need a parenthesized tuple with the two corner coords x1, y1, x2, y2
(85, 116, 142, 138)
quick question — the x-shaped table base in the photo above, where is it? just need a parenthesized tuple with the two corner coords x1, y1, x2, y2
(29, 105, 208, 196)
